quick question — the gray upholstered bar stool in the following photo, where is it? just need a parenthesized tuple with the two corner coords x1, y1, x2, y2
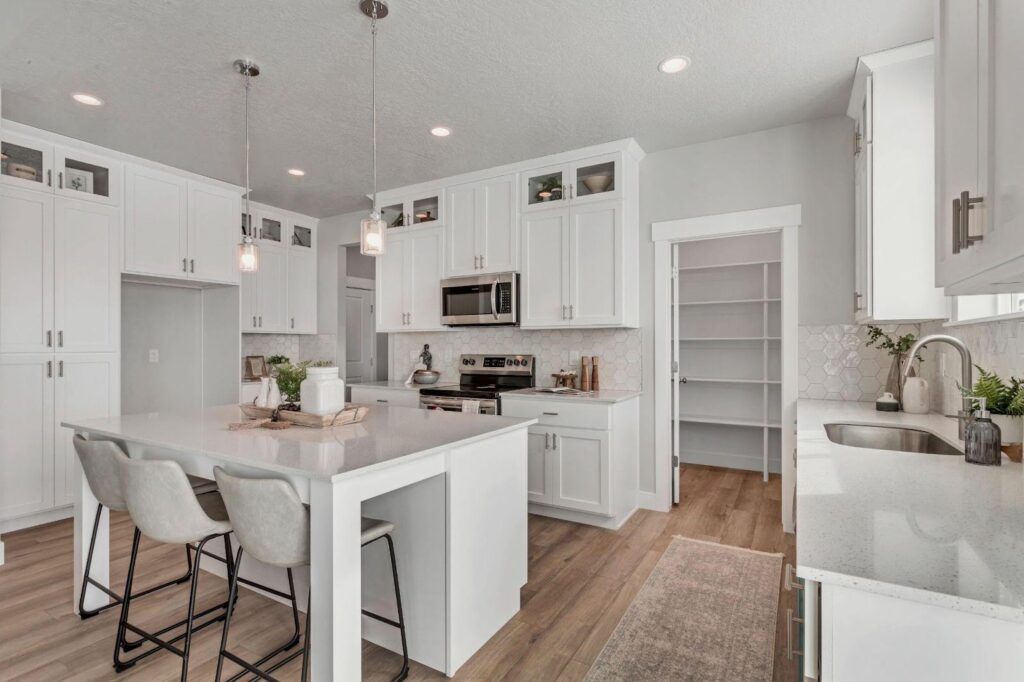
(114, 457, 237, 679)
(72, 434, 217, 619)
(213, 467, 409, 682)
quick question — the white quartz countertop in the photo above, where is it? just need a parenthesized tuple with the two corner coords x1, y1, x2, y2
(348, 380, 455, 392)
(796, 399, 1024, 623)
(63, 404, 534, 483)
(504, 388, 641, 404)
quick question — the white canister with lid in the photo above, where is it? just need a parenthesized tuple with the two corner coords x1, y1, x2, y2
(300, 366, 346, 415)
(902, 377, 930, 414)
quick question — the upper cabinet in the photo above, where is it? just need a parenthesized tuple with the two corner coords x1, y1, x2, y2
(444, 174, 517, 276)
(378, 188, 443, 230)
(376, 226, 444, 332)
(849, 42, 946, 322)
(1, 129, 122, 205)
(935, 0, 1024, 293)
(523, 153, 621, 212)
(124, 164, 240, 284)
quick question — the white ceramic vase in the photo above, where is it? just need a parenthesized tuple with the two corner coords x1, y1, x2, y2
(300, 366, 346, 416)
(266, 378, 281, 409)
(990, 414, 1023, 445)
(255, 377, 271, 407)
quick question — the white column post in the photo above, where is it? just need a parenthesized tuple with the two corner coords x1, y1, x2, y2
(73, 436, 109, 613)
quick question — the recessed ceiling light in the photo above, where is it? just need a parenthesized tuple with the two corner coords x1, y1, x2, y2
(287, 168, 306, 177)
(72, 92, 103, 106)
(430, 126, 451, 137)
(658, 56, 690, 74)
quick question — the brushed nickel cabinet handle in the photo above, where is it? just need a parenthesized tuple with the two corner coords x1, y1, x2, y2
(46, 330, 52, 348)
(291, 317, 295, 329)
(57, 330, 63, 347)
(58, 360, 64, 378)
(258, 315, 262, 327)
(952, 197, 962, 254)
(58, 171, 64, 189)
(183, 258, 188, 272)
(47, 360, 52, 378)
(569, 304, 574, 319)
(376, 399, 389, 404)
(190, 259, 195, 273)
(542, 411, 559, 416)
(47, 170, 52, 187)
(252, 315, 257, 327)
(960, 190, 984, 249)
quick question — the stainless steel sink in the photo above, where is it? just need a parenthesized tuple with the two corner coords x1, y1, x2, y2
(824, 423, 962, 456)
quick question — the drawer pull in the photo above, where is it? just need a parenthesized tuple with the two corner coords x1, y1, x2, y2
(786, 607, 804, 660)
(376, 399, 388, 403)
(542, 411, 559, 416)
(784, 563, 803, 591)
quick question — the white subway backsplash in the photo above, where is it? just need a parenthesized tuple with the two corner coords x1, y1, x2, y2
(389, 328, 642, 391)
(798, 324, 921, 402)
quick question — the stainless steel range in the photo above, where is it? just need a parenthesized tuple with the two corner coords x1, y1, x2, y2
(419, 354, 535, 415)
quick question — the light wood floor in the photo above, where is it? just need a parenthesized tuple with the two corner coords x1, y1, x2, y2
(0, 465, 796, 681)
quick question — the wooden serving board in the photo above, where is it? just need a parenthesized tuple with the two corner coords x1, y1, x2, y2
(239, 403, 275, 419)
(279, 406, 368, 428)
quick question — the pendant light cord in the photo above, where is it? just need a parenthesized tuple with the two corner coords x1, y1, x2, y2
(244, 69, 252, 238)
(370, 4, 378, 215)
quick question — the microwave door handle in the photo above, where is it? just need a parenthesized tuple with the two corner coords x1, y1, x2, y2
(491, 279, 499, 319)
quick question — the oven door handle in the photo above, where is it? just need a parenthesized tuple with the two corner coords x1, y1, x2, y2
(491, 279, 499, 319)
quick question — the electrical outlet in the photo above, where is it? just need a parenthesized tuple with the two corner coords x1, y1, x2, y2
(148, 349, 159, 363)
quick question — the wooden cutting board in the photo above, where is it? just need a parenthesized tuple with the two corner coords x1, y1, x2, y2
(237, 404, 368, 428)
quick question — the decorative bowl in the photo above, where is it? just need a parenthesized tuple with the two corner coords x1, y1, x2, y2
(412, 370, 441, 384)
(9, 163, 37, 180)
(581, 174, 612, 194)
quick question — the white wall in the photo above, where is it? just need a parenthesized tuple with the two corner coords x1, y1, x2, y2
(316, 210, 363, 368)
(637, 115, 855, 492)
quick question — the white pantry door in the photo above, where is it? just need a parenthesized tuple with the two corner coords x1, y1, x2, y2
(345, 287, 375, 383)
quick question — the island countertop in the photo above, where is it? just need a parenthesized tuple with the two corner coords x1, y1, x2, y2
(63, 404, 535, 483)
(796, 399, 1024, 623)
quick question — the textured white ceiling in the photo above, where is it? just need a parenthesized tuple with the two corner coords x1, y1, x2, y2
(0, 0, 931, 217)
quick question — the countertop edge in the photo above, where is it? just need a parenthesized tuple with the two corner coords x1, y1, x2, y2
(503, 390, 641, 404)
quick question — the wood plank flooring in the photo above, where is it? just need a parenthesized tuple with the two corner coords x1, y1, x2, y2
(0, 465, 796, 681)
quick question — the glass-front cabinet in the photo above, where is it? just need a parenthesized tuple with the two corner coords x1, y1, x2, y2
(55, 146, 121, 205)
(1, 130, 53, 191)
(291, 221, 313, 249)
(379, 189, 444, 229)
(256, 210, 284, 244)
(522, 153, 621, 211)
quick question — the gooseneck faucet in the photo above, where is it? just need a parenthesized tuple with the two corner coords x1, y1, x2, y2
(902, 334, 973, 439)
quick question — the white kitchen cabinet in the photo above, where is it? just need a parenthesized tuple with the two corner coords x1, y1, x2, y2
(124, 164, 188, 278)
(849, 42, 945, 322)
(444, 174, 517, 276)
(935, 0, 1024, 293)
(252, 244, 288, 331)
(188, 181, 240, 284)
(522, 153, 621, 212)
(502, 395, 638, 529)
(53, 354, 119, 507)
(0, 129, 54, 193)
(378, 188, 444, 230)
(54, 198, 120, 353)
(0, 355, 55, 520)
(376, 227, 444, 332)
(0, 186, 54, 353)
(349, 384, 421, 409)
(521, 199, 631, 328)
(0, 129, 121, 206)
(287, 248, 316, 333)
(255, 207, 285, 245)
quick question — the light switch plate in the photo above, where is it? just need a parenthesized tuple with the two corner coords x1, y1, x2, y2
(148, 349, 159, 363)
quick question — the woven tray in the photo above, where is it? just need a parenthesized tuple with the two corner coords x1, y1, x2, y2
(237, 404, 368, 428)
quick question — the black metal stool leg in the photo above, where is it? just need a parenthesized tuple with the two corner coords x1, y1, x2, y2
(178, 535, 213, 681)
(385, 534, 410, 682)
(113, 527, 143, 672)
(301, 588, 311, 682)
(216, 547, 245, 682)
(79, 502, 111, 619)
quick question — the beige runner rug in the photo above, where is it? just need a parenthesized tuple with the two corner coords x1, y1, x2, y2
(585, 536, 783, 682)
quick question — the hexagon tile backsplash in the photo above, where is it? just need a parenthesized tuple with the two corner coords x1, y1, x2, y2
(798, 324, 921, 402)
(241, 334, 336, 366)
(390, 328, 643, 391)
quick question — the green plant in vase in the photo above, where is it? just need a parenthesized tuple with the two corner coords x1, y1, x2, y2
(864, 326, 924, 405)
(961, 367, 1024, 444)
(272, 360, 310, 408)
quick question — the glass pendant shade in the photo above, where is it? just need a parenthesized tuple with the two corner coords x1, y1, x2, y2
(360, 212, 386, 256)
(238, 239, 259, 272)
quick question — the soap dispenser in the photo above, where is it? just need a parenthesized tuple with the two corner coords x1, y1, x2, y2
(964, 397, 1002, 466)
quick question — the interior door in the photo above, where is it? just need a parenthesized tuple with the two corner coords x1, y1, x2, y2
(520, 208, 569, 327)
(671, 244, 681, 504)
(0, 354, 54, 519)
(188, 181, 239, 284)
(407, 229, 442, 330)
(53, 354, 118, 507)
(287, 248, 316, 332)
(569, 200, 622, 325)
(256, 245, 288, 331)
(376, 234, 406, 331)
(345, 287, 375, 383)
(53, 198, 119, 353)
(124, 165, 188, 277)
(0, 186, 54, 353)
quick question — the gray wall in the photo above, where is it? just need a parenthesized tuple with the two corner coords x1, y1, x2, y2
(636, 114, 855, 493)
(346, 244, 376, 280)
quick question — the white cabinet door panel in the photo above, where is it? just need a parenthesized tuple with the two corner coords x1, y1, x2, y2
(479, 175, 517, 273)
(188, 181, 239, 284)
(256, 245, 288, 332)
(407, 229, 443, 330)
(0, 355, 54, 519)
(124, 165, 188, 278)
(569, 200, 622, 326)
(521, 208, 569, 327)
(54, 198, 119, 353)
(241, 271, 259, 331)
(376, 235, 406, 332)
(53, 354, 118, 507)
(526, 428, 552, 504)
(550, 426, 610, 516)
(445, 182, 480, 276)
(0, 186, 54, 353)
(287, 249, 317, 333)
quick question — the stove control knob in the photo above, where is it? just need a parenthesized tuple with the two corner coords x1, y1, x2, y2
(462, 359, 470, 366)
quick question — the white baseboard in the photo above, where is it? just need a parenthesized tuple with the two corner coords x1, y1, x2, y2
(637, 490, 670, 513)
(528, 503, 637, 530)
(1, 505, 73, 534)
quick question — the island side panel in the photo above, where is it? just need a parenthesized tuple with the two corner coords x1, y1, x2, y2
(446, 428, 529, 675)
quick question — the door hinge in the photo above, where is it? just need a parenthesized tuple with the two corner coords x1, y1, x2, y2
(672, 360, 679, 373)
(672, 454, 679, 468)
(671, 265, 679, 280)
(854, 131, 863, 157)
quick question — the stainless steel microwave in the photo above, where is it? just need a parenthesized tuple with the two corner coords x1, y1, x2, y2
(440, 273, 519, 326)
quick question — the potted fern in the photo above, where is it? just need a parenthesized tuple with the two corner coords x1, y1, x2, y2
(964, 367, 1024, 444)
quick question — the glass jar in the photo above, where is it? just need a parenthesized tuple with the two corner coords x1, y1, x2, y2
(300, 367, 346, 416)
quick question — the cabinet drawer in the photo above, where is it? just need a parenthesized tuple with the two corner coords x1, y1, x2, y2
(501, 398, 610, 430)
(350, 386, 420, 409)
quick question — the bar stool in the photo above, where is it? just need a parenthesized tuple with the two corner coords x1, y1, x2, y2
(213, 467, 409, 682)
(72, 435, 217, 619)
(113, 457, 237, 679)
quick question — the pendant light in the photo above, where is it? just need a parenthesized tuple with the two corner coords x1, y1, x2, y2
(359, 0, 388, 256)
(236, 59, 260, 272)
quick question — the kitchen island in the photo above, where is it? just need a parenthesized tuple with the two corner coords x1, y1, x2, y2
(63, 404, 535, 680)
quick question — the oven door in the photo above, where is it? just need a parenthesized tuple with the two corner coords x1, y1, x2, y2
(441, 273, 518, 326)
(420, 395, 498, 415)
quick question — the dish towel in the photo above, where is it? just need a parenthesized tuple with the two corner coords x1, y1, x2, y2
(462, 400, 480, 414)
(403, 368, 418, 387)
